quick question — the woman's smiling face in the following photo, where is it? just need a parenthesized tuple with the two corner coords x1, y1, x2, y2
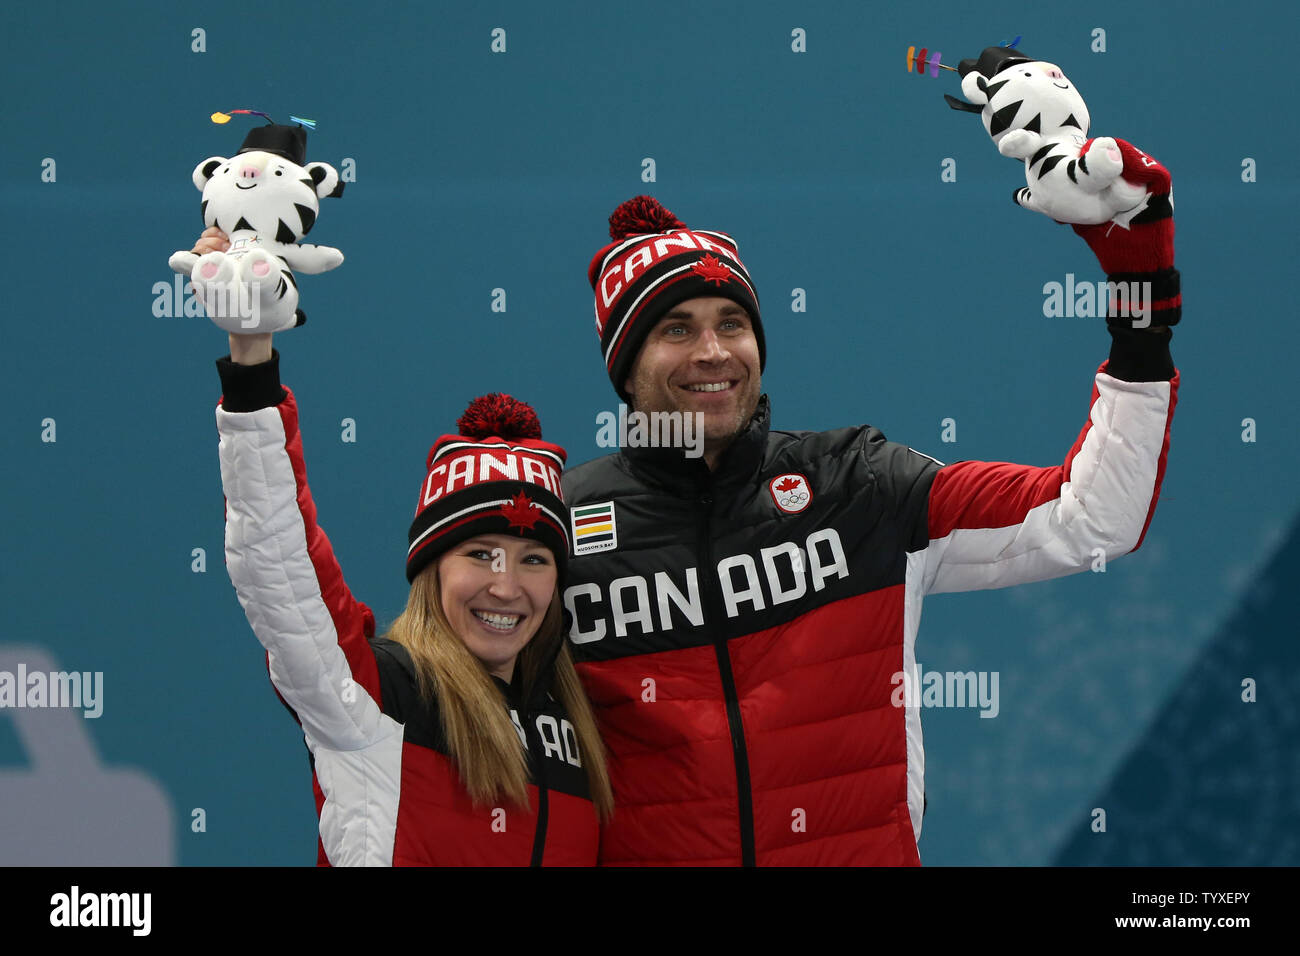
(436, 534, 557, 683)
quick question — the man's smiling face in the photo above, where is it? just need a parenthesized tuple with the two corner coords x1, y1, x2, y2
(623, 296, 762, 467)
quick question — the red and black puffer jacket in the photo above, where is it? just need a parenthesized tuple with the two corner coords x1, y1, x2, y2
(561, 331, 1177, 865)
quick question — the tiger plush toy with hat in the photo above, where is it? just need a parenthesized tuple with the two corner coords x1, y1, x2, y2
(909, 40, 1180, 327)
(168, 110, 344, 334)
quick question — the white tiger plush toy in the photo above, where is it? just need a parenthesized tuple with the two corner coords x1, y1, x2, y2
(169, 123, 344, 334)
(946, 46, 1153, 226)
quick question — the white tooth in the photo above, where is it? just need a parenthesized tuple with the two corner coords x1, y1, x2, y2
(686, 382, 729, 392)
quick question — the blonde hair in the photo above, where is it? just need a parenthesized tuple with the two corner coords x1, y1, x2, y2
(381, 565, 613, 820)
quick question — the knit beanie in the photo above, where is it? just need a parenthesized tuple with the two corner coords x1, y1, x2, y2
(406, 395, 569, 583)
(588, 196, 764, 401)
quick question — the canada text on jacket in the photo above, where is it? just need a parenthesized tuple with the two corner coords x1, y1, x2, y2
(564, 528, 849, 643)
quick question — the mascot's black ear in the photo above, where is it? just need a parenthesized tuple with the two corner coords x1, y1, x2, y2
(192, 156, 228, 190)
(944, 93, 984, 114)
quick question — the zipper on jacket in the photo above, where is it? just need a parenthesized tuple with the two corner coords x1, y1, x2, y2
(697, 490, 757, 867)
(524, 711, 550, 867)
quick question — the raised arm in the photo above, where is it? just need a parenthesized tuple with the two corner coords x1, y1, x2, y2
(216, 341, 393, 753)
(920, 328, 1177, 594)
(916, 125, 1181, 594)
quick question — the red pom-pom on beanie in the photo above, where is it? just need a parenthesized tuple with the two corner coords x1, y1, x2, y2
(456, 393, 543, 440)
(608, 195, 686, 239)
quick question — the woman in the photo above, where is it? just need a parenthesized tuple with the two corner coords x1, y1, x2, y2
(199, 226, 612, 865)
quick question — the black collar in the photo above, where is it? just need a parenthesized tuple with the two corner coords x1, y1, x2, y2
(619, 395, 772, 497)
(490, 670, 523, 706)
(490, 622, 565, 713)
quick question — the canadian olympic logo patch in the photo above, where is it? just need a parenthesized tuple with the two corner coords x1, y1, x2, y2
(769, 473, 812, 514)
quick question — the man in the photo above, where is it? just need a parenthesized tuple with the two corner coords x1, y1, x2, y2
(561, 159, 1179, 863)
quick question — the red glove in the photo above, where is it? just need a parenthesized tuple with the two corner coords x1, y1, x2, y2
(1071, 139, 1180, 328)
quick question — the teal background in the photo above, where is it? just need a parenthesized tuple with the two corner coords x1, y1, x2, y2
(0, 0, 1295, 865)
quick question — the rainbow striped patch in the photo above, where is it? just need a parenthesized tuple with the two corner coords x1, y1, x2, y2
(571, 501, 617, 556)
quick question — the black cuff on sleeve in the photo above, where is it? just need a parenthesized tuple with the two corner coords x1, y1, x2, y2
(215, 348, 287, 412)
(1105, 267, 1181, 327)
(1105, 326, 1175, 383)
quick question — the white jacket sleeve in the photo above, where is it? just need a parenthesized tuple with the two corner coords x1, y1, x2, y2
(216, 380, 400, 754)
(920, 356, 1178, 595)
